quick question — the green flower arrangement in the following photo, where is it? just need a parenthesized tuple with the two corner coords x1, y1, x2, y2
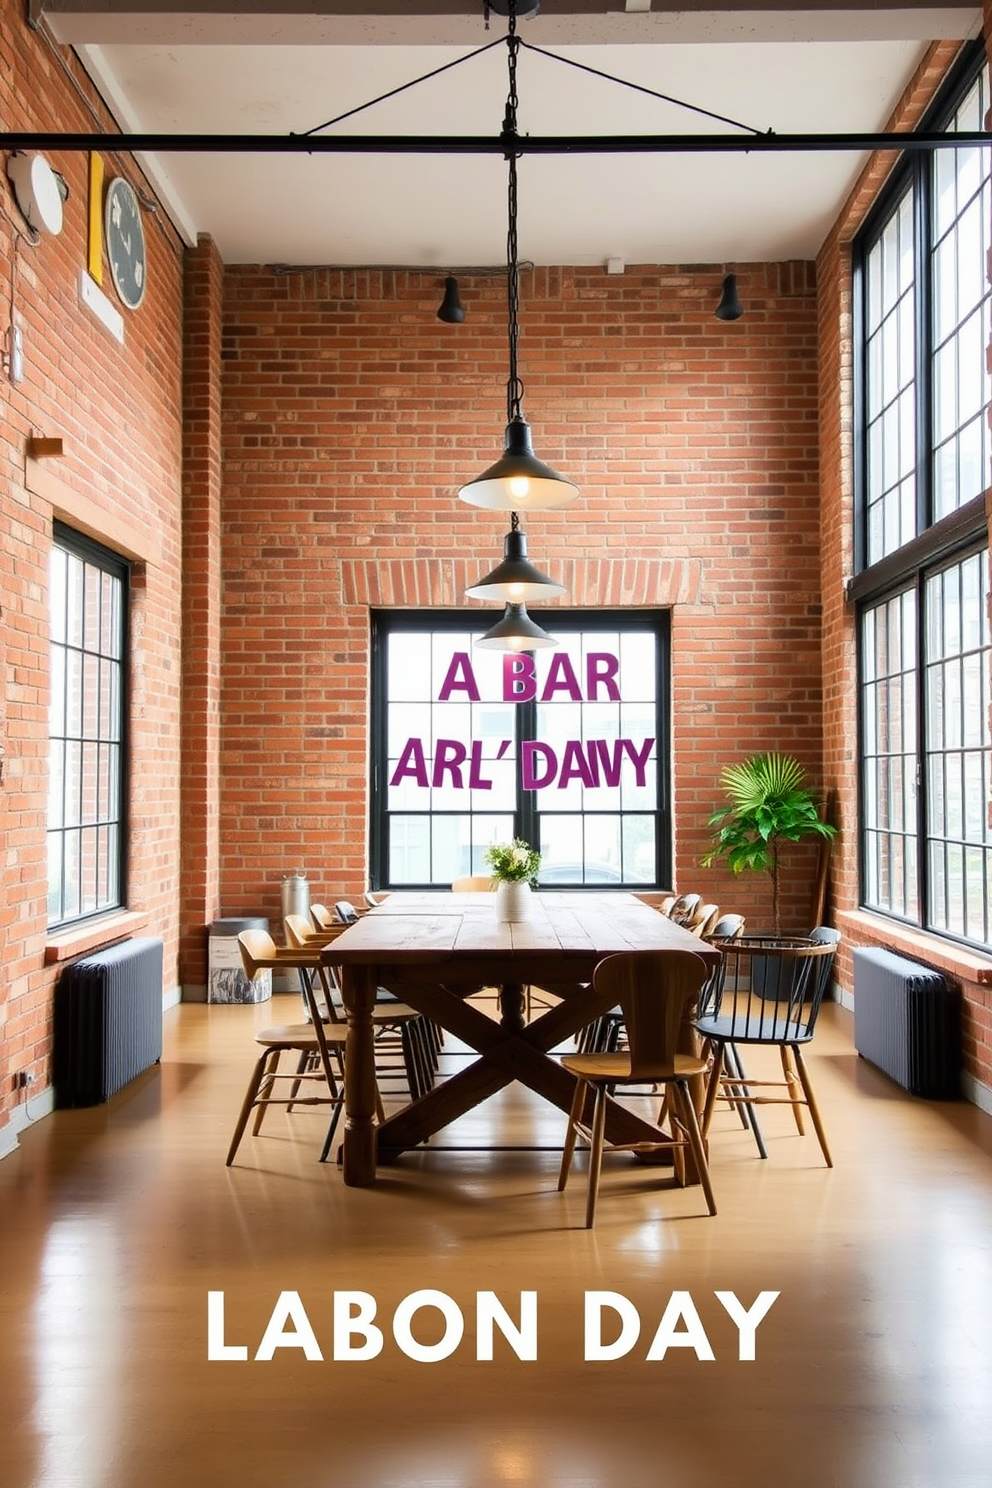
(484, 839, 542, 886)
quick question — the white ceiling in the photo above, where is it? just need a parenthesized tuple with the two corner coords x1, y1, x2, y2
(41, 2, 985, 266)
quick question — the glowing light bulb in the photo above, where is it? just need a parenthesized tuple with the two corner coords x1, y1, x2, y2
(508, 475, 531, 501)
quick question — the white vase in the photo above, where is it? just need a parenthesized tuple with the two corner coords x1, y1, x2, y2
(494, 880, 531, 924)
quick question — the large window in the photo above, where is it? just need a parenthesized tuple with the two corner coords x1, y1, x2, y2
(370, 610, 670, 890)
(47, 525, 128, 927)
(855, 42, 992, 952)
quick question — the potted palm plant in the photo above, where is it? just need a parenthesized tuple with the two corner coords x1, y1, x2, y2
(701, 753, 837, 935)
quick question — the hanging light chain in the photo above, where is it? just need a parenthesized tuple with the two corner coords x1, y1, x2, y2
(503, 1, 524, 426)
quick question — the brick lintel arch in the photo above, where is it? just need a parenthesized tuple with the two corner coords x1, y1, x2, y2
(340, 556, 702, 609)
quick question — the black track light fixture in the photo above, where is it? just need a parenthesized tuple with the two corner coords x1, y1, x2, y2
(437, 275, 465, 323)
(715, 273, 744, 321)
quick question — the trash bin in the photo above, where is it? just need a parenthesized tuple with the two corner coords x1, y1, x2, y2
(208, 917, 271, 1004)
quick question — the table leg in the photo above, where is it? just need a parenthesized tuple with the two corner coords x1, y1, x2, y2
(498, 981, 527, 1034)
(341, 965, 378, 1186)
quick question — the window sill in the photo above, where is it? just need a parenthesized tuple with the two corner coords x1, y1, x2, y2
(837, 909, 992, 986)
(44, 911, 150, 965)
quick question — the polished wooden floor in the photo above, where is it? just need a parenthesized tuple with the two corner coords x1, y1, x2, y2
(2, 993, 992, 1488)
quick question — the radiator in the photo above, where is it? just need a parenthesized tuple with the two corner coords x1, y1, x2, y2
(54, 937, 164, 1107)
(853, 946, 961, 1098)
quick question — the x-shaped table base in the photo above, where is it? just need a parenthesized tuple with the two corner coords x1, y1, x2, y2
(339, 966, 688, 1180)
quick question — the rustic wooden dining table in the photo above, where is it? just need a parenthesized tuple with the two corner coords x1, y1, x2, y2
(324, 890, 721, 1187)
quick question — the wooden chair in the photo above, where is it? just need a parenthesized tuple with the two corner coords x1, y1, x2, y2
(704, 913, 745, 941)
(309, 902, 338, 931)
(227, 930, 352, 1166)
(284, 914, 437, 1101)
(687, 902, 721, 937)
(451, 874, 495, 892)
(668, 892, 702, 926)
(695, 935, 839, 1166)
(657, 895, 677, 917)
(557, 949, 716, 1228)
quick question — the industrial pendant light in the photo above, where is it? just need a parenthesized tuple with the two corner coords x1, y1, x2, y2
(458, 2, 579, 513)
(465, 511, 565, 602)
(437, 275, 465, 323)
(475, 602, 557, 650)
(715, 273, 744, 321)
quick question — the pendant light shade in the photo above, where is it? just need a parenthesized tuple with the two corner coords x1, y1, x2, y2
(465, 524, 566, 602)
(459, 417, 579, 511)
(437, 275, 465, 323)
(715, 273, 744, 321)
(475, 602, 557, 650)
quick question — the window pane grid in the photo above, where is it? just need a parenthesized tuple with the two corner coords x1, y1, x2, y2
(861, 589, 920, 920)
(865, 189, 917, 564)
(924, 550, 992, 945)
(48, 535, 126, 927)
(375, 616, 667, 890)
(858, 52, 992, 953)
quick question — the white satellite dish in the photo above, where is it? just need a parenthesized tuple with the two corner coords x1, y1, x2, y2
(7, 152, 65, 236)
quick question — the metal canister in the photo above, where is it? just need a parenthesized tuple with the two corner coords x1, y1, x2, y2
(280, 871, 310, 926)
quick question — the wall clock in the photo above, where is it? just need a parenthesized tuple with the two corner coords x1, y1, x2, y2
(104, 176, 147, 310)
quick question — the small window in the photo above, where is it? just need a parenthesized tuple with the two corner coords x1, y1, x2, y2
(47, 525, 128, 927)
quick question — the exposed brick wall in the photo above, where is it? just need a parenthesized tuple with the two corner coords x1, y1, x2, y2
(3, 0, 991, 1134)
(219, 260, 825, 939)
(0, 0, 185, 1138)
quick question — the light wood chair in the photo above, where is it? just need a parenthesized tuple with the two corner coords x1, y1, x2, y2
(309, 902, 338, 931)
(284, 913, 438, 1101)
(687, 902, 721, 937)
(704, 913, 745, 941)
(451, 874, 495, 892)
(227, 930, 351, 1166)
(557, 949, 716, 1228)
(668, 892, 702, 926)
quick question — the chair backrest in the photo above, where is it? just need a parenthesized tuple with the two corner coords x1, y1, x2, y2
(688, 903, 721, 937)
(700, 935, 839, 1042)
(237, 927, 280, 979)
(451, 874, 494, 892)
(809, 925, 841, 946)
(310, 902, 334, 930)
(657, 895, 677, 917)
(705, 913, 745, 941)
(593, 949, 710, 1082)
(284, 913, 316, 948)
(334, 900, 360, 924)
(364, 890, 385, 909)
(668, 892, 702, 925)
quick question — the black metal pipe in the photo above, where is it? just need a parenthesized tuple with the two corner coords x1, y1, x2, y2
(1, 129, 989, 154)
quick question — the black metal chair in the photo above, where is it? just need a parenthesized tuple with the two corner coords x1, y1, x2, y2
(695, 934, 839, 1165)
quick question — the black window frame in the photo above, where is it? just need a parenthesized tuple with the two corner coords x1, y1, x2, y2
(47, 522, 130, 929)
(369, 607, 672, 892)
(851, 37, 992, 953)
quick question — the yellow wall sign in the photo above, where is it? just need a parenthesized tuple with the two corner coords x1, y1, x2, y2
(87, 151, 104, 284)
